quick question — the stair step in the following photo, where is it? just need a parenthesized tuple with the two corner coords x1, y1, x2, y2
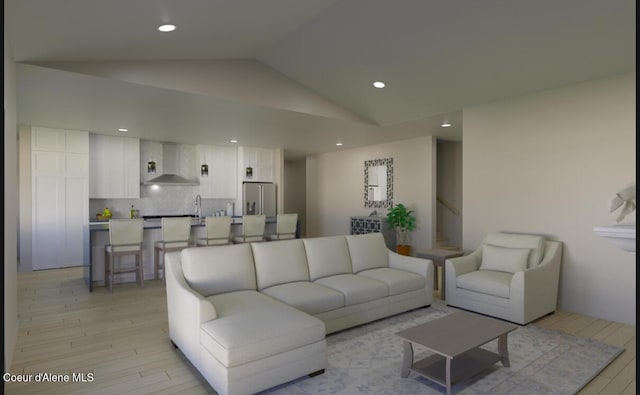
(435, 230, 459, 250)
(438, 245, 461, 251)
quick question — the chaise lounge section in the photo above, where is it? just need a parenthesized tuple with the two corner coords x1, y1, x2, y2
(165, 232, 434, 395)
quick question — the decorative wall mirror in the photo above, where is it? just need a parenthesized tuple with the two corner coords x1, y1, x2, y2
(364, 158, 393, 208)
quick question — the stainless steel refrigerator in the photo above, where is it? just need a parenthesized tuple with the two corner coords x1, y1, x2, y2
(243, 182, 276, 216)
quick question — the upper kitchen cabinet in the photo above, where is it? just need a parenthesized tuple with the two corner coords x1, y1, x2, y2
(90, 134, 140, 198)
(238, 146, 274, 183)
(32, 126, 89, 154)
(198, 144, 237, 199)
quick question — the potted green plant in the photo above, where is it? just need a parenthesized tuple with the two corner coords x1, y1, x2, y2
(386, 203, 416, 256)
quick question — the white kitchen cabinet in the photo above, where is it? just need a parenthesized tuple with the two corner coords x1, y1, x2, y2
(238, 146, 274, 182)
(90, 134, 140, 198)
(32, 126, 88, 153)
(31, 128, 89, 270)
(198, 144, 237, 198)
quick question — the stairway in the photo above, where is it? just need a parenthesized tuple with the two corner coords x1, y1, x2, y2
(435, 230, 460, 251)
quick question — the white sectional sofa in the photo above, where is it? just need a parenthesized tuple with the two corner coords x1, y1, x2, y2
(165, 232, 434, 395)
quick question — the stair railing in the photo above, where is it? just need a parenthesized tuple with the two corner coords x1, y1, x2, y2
(437, 195, 460, 216)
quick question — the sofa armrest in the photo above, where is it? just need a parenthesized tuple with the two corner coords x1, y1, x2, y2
(165, 251, 217, 362)
(388, 250, 434, 289)
(444, 248, 481, 303)
(510, 241, 563, 323)
(445, 248, 481, 277)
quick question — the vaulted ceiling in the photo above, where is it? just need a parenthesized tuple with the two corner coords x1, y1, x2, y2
(5, 0, 635, 158)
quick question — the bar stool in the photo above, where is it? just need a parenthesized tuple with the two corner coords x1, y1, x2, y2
(196, 216, 232, 246)
(266, 213, 298, 241)
(233, 215, 266, 243)
(104, 218, 144, 293)
(154, 217, 192, 282)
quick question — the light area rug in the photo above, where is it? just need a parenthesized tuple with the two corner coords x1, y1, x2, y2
(259, 306, 623, 395)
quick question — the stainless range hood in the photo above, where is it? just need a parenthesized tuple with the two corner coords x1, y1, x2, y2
(143, 143, 199, 186)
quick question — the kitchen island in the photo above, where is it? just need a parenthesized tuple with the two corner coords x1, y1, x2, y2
(85, 216, 284, 291)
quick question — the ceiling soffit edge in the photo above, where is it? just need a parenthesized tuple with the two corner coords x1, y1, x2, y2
(22, 59, 372, 124)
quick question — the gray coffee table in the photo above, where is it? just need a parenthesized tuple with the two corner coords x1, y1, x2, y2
(395, 311, 518, 395)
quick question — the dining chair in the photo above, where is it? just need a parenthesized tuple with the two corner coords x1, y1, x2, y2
(197, 216, 232, 246)
(154, 217, 192, 283)
(233, 215, 266, 243)
(104, 218, 144, 293)
(266, 213, 298, 241)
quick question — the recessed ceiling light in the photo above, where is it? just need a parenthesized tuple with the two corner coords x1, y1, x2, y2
(230, 139, 238, 143)
(158, 24, 176, 32)
(336, 141, 343, 146)
(118, 128, 128, 132)
(441, 121, 452, 128)
(373, 81, 386, 89)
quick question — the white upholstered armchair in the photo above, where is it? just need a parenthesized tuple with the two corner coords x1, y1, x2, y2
(445, 233, 562, 325)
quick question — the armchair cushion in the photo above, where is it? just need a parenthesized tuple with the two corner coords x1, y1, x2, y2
(483, 233, 545, 268)
(479, 244, 529, 274)
(456, 270, 513, 298)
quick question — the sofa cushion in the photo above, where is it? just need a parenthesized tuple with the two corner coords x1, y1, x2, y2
(479, 244, 529, 274)
(202, 291, 325, 367)
(181, 244, 256, 296)
(456, 270, 513, 298)
(315, 274, 388, 306)
(261, 282, 345, 315)
(358, 268, 425, 295)
(345, 233, 389, 273)
(304, 236, 353, 280)
(484, 233, 545, 268)
(252, 239, 310, 290)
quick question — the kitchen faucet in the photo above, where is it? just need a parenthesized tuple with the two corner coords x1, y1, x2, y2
(195, 194, 202, 220)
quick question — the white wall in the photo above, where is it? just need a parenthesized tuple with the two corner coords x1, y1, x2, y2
(18, 126, 33, 271)
(4, 28, 19, 370)
(306, 136, 436, 252)
(462, 72, 635, 325)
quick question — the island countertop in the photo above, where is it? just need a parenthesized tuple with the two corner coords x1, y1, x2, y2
(88, 216, 277, 230)
(85, 216, 282, 291)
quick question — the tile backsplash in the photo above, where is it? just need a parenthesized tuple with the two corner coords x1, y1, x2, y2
(90, 184, 236, 220)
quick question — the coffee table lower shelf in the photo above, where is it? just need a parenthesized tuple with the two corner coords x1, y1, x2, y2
(410, 347, 501, 387)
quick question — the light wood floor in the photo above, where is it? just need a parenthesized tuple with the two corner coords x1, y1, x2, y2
(4, 267, 636, 394)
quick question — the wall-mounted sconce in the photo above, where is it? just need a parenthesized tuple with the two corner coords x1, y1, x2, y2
(147, 160, 156, 174)
(246, 166, 253, 179)
(201, 164, 209, 177)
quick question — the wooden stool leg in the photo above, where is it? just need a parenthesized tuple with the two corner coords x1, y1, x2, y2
(134, 253, 139, 284)
(162, 253, 166, 285)
(104, 250, 109, 290)
(138, 252, 145, 288)
(109, 255, 114, 293)
(154, 247, 160, 280)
